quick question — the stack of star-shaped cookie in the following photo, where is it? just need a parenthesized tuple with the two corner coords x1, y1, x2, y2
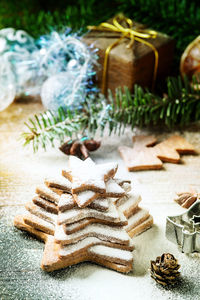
(14, 156, 153, 273)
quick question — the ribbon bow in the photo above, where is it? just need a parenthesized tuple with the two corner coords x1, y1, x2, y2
(88, 14, 159, 94)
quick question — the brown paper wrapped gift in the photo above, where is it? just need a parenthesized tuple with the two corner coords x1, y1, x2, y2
(82, 15, 175, 95)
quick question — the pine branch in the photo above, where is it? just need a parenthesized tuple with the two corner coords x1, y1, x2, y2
(22, 76, 200, 152)
(21, 107, 88, 152)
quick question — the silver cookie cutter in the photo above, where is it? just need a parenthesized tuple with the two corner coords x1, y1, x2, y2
(166, 200, 200, 253)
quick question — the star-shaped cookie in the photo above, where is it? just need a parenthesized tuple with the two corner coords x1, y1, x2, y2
(119, 135, 196, 171)
(62, 156, 118, 194)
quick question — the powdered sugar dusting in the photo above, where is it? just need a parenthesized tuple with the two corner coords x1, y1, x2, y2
(92, 198, 109, 210)
(55, 223, 129, 245)
(36, 184, 61, 204)
(7, 124, 200, 299)
(45, 175, 72, 191)
(57, 200, 121, 224)
(118, 193, 141, 212)
(68, 156, 118, 192)
(89, 245, 133, 262)
(74, 190, 97, 206)
(58, 193, 75, 210)
(26, 202, 57, 224)
(105, 179, 125, 196)
(64, 213, 127, 233)
(73, 177, 127, 207)
(125, 208, 150, 232)
(24, 213, 55, 232)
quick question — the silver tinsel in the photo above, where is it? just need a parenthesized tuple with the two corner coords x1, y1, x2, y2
(0, 29, 98, 112)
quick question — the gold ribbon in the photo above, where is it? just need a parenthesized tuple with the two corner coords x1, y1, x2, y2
(88, 14, 159, 94)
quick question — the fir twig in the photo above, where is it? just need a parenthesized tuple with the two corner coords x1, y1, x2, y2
(21, 76, 200, 152)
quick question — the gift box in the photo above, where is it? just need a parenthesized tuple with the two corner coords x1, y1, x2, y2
(82, 15, 175, 95)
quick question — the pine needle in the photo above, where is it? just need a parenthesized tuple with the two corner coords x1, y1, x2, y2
(21, 76, 200, 152)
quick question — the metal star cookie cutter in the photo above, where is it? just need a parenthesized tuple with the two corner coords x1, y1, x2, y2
(166, 200, 200, 253)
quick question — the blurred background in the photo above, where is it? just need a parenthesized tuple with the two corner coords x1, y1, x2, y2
(0, 0, 199, 74)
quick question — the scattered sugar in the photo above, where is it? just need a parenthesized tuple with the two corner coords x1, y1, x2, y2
(26, 202, 57, 224)
(45, 175, 72, 191)
(74, 177, 127, 207)
(55, 223, 129, 245)
(74, 190, 97, 206)
(36, 184, 60, 204)
(125, 208, 149, 232)
(58, 200, 120, 225)
(68, 156, 118, 192)
(106, 179, 125, 195)
(59, 193, 109, 212)
(59, 235, 131, 259)
(128, 215, 153, 236)
(8, 131, 200, 299)
(89, 245, 133, 262)
(59, 237, 109, 257)
(116, 194, 130, 207)
(64, 212, 127, 233)
(118, 193, 141, 213)
(58, 194, 75, 209)
(25, 213, 55, 232)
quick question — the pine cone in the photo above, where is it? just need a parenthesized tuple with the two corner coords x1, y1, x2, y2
(175, 188, 199, 209)
(150, 253, 180, 286)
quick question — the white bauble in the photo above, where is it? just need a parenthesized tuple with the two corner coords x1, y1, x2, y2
(41, 72, 84, 111)
(0, 59, 16, 112)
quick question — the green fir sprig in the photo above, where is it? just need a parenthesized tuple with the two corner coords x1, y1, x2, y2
(22, 76, 200, 152)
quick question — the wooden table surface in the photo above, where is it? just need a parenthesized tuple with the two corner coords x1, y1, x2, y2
(0, 99, 200, 300)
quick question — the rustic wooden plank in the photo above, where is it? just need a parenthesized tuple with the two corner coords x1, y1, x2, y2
(0, 100, 200, 300)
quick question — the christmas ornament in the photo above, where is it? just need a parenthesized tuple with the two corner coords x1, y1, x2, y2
(166, 200, 200, 253)
(0, 59, 16, 111)
(174, 188, 199, 209)
(40, 33, 98, 111)
(0, 29, 97, 112)
(40, 71, 85, 111)
(180, 36, 200, 82)
(150, 253, 180, 286)
(59, 137, 101, 159)
(0, 28, 38, 111)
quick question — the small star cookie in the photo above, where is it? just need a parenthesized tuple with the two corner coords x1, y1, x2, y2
(62, 156, 118, 194)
